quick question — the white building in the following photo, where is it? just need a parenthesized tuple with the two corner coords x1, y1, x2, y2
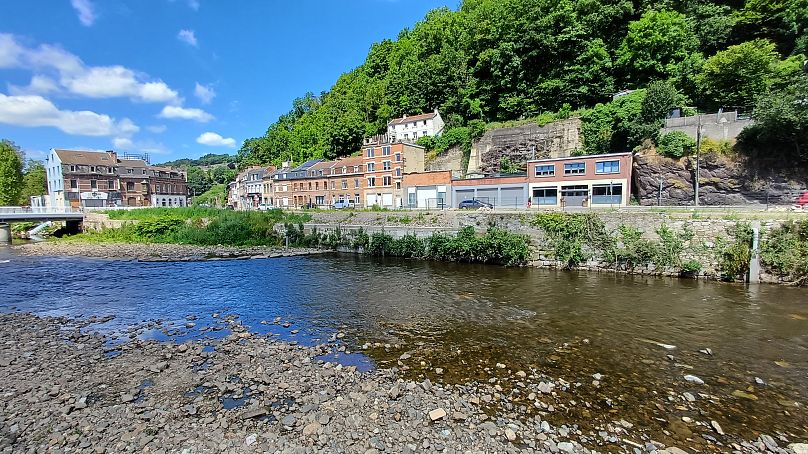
(387, 109, 445, 143)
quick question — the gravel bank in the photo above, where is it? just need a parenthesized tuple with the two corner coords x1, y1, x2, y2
(12, 241, 324, 261)
(1, 313, 800, 453)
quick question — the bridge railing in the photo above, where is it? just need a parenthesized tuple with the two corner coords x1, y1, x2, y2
(0, 206, 84, 214)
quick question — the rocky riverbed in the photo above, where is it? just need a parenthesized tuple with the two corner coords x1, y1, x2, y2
(11, 241, 324, 261)
(1, 312, 805, 453)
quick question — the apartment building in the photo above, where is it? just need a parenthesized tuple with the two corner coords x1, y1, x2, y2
(326, 156, 365, 207)
(45, 149, 187, 208)
(387, 109, 445, 143)
(526, 153, 633, 208)
(362, 135, 425, 208)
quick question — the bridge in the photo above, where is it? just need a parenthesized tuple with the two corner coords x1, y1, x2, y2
(0, 207, 85, 244)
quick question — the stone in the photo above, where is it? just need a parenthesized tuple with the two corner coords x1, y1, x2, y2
(759, 434, 778, 451)
(121, 394, 135, 403)
(504, 428, 517, 442)
(557, 442, 575, 452)
(428, 408, 447, 421)
(788, 443, 808, 454)
(245, 433, 257, 446)
(241, 408, 267, 419)
(710, 420, 724, 435)
(302, 422, 321, 436)
(683, 375, 704, 385)
(281, 415, 296, 427)
(732, 390, 759, 401)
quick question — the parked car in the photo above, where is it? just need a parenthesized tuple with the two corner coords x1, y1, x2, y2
(458, 199, 493, 209)
(795, 191, 808, 209)
(332, 200, 355, 209)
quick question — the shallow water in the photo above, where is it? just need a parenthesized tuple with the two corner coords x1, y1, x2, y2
(1, 250, 806, 445)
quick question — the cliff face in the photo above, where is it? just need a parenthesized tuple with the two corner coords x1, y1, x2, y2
(633, 152, 807, 206)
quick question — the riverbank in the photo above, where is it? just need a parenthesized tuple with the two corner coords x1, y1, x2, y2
(12, 241, 324, 261)
(3, 312, 801, 454)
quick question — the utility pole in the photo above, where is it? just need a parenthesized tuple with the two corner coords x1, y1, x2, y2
(695, 114, 701, 207)
(658, 178, 663, 206)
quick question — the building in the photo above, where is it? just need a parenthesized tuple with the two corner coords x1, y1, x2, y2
(325, 156, 365, 207)
(261, 166, 276, 206)
(452, 174, 529, 209)
(362, 135, 425, 208)
(526, 153, 633, 208)
(402, 170, 452, 209)
(387, 109, 445, 143)
(270, 160, 323, 209)
(45, 149, 187, 209)
(244, 167, 265, 209)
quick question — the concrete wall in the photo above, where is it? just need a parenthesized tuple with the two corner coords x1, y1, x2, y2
(661, 112, 754, 141)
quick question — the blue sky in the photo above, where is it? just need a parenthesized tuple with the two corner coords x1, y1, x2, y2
(0, 0, 451, 163)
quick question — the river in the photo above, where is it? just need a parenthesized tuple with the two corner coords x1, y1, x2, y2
(1, 249, 806, 448)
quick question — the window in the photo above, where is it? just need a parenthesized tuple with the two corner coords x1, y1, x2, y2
(395, 153, 401, 162)
(90, 166, 96, 173)
(395, 168, 401, 177)
(70, 179, 77, 189)
(353, 166, 359, 173)
(408, 192, 416, 207)
(382, 146, 391, 156)
(294, 183, 298, 191)
(423, 120, 427, 126)
(367, 177, 376, 188)
(308, 182, 312, 190)
(354, 179, 360, 188)
(532, 188, 558, 205)
(564, 162, 586, 175)
(69, 165, 76, 172)
(595, 160, 620, 174)
(592, 184, 623, 204)
(534, 164, 555, 177)
(141, 183, 148, 192)
(366, 147, 375, 158)
(395, 181, 401, 190)
(367, 163, 375, 172)
(127, 168, 133, 174)
(90, 179, 97, 190)
(383, 176, 392, 186)
(341, 180, 347, 189)
(108, 167, 114, 174)
(354, 194, 360, 204)
(315, 181, 319, 190)
(330, 180, 335, 190)
(108, 180, 115, 190)
(127, 182, 134, 191)
(383, 161, 391, 171)
(342, 166, 347, 174)
(413, 132, 418, 139)
(142, 169, 146, 175)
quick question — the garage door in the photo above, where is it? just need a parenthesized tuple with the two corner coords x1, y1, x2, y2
(476, 188, 498, 206)
(382, 193, 393, 207)
(366, 194, 377, 207)
(416, 187, 437, 209)
(454, 189, 475, 206)
(499, 187, 524, 208)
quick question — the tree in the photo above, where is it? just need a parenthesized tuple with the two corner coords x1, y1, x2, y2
(185, 166, 211, 196)
(616, 10, 700, 85)
(696, 39, 801, 109)
(0, 140, 24, 205)
(657, 131, 696, 158)
(738, 75, 808, 161)
(210, 166, 236, 185)
(19, 160, 47, 205)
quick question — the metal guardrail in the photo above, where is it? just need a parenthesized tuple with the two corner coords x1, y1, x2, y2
(0, 206, 83, 214)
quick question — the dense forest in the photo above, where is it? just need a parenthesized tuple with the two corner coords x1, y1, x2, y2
(238, 0, 807, 168)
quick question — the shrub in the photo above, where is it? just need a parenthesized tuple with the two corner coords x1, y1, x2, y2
(658, 131, 696, 158)
(530, 213, 611, 268)
(718, 223, 753, 281)
(760, 220, 808, 285)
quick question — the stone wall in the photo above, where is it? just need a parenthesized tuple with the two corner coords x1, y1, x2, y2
(661, 112, 754, 141)
(82, 212, 128, 231)
(467, 119, 582, 174)
(425, 146, 463, 176)
(633, 152, 808, 206)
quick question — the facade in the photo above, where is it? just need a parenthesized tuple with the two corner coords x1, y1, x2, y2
(402, 170, 452, 209)
(45, 149, 186, 209)
(526, 152, 633, 208)
(452, 175, 529, 209)
(387, 110, 445, 143)
(362, 135, 425, 209)
(245, 167, 265, 209)
(325, 156, 365, 207)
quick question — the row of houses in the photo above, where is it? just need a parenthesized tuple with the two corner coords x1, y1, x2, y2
(228, 110, 632, 210)
(45, 149, 188, 209)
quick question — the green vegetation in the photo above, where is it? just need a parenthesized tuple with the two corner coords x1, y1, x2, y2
(0, 140, 23, 205)
(74, 209, 311, 247)
(717, 223, 753, 281)
(18, 160, 46, 205)
(658, 131, 697, 158)
(157, 153, 236, 168)
(761, 220, 808, 285)
(193, 184, 229, 208)
(237, 0, 807, 168)
(284, 225, 531, 266)
(739, 76, 808, 162)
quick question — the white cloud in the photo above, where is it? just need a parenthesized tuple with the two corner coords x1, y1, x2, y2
(146, 124, 167, 133)
(158, 105, 213, 122)
(177, 29, 198, 47)
(0, 93, 139, 137)
(187, 0, 200, 10)
(0, 34, 23, 68)
(71, 0, 97, 26)
(8, 75, 59, 95)
(196, 132, 236, 148)
(113, 137, 168, 154)
(194, 82, 215, 104)
(61, 66, 181, 104)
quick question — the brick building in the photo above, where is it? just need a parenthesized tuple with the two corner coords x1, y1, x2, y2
(362, 135, 425, 209)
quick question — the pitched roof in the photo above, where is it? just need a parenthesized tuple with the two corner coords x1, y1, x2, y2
(54, 149, 117, 166)
(119, 159, 148, 168)
(332, 156, 364, 167)
(388, 112, 437, 126)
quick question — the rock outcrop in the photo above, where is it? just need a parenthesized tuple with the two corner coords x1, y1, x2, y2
(633, 152, 808, 206)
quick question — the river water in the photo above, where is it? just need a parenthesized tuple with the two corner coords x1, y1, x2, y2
(1, 250, 807, 447)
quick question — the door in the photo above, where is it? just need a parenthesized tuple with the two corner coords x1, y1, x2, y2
(499, 187, 524, 208)
(416, 187, 437, 209)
